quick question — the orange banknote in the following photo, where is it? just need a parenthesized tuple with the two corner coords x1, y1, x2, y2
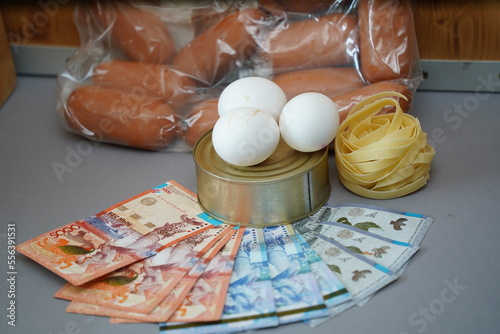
(67, 228, 243, 322)
(167, 227, 244, 322)
(55, 223, 233, 314)
(17, 180, 221, 286)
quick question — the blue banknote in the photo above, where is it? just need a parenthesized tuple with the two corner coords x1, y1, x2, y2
(160, 227, 278, 334)
(263, 225, 329, 324)
(293, 231, 352, 307)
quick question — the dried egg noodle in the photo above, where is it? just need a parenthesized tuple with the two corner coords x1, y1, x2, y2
(334, 92, 435, 199)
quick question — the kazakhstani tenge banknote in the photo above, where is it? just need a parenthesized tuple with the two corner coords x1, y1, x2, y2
(108, 228, 242, 323)
(305, 264, 408, 329)
(17, 180, 220, 286)
(308, 235, 398, 303)
(167, 227, 245, 323)
(294, 203, 433, 247)
(262, 225, 329, 324)
(55, 223, 233, 314)
(67, 228, 240, 322)
(318, 221, 419, 273)
(160, 228, 279, 334)
(293, 231, 352, 308)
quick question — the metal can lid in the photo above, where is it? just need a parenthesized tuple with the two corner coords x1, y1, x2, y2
(193, 130, 328, 183)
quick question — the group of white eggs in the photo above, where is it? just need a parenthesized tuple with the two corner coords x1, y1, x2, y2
(212, 77, 340, 167)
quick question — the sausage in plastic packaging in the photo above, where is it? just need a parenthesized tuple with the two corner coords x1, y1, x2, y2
(358, 0, 420, 83)
(258, 13, 358, 73)
(93, 1, 176, 64)
(57, 0, 422, 152)
(183, 98, 220, 147)
(331, 81, 413, 123)
(93, 60, 196, 110)
(66, 85, 179, 150)
(272, 67, 365, 100)
(173, 8, 266, 86)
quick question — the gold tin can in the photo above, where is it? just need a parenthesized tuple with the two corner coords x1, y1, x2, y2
(193, 130, 330, 226)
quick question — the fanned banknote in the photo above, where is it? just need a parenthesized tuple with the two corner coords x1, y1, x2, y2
(21, 194, 433, 333)
(296, 203, 433, 246)
(263, 225, 329, 324)
(292, 203, 430, 328)
(56, 223, 232, 313)
(67, 228, 240, 322)
(318, 221, 419, 273)
(309, 235, 398, 303)
(167, 227, 245, 322)
(17, 181, 219, 286)
(293, 231, 352, 307)
(160, 228, 278, 334)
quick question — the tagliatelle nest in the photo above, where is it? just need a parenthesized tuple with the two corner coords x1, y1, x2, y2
(334, 92, 435, 199)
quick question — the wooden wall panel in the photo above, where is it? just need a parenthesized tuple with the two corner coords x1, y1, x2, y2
(414, 0, 500, 60)
(1, 1, 79, 47)
(0, 14, 16, 105)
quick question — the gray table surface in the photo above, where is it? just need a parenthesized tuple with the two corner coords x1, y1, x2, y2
(1, 76, 499, 334)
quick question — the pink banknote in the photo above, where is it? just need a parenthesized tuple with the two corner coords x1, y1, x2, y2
(17, 180, 219, 286)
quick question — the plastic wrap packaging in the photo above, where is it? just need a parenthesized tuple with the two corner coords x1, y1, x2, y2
(57, 0, 422, 151)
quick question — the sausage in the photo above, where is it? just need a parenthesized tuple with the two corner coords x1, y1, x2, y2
(272, 67, 365, 100)
(190, 4, 239, 36)
(331, 81, 412, 123)
(92, 60, 196, 110)
(183, 99, 219, 147)
(173, 8, 265, 86)
(259, 13, 358, 74)
(358, 0, 419, 83)
(65, 85, 178, 150)
(93, 1, 175, 64)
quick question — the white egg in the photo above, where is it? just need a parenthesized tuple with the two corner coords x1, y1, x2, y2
(218, 77, 287, 121)
(279, 92, 340, 152)
(212, 107, 280, 166)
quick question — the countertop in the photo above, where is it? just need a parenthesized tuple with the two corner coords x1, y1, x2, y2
(1, 76, 499, 334)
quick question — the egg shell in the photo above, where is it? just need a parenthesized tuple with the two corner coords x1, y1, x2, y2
(218, 76, 287, 121)
(212, 107, 280, 166)
(279, 92, 339, 152)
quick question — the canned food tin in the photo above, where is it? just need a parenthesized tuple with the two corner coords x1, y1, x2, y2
(193, 130, 330, 226)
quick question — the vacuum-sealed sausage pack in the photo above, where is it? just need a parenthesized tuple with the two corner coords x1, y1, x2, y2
(57, 0, 422, 151)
